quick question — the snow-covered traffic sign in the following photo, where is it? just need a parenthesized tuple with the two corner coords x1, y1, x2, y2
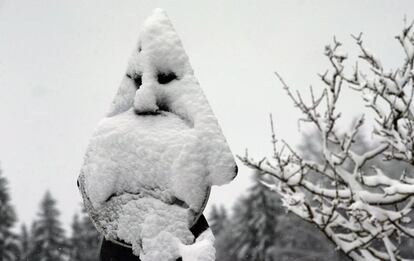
(77, 9, 237, 261)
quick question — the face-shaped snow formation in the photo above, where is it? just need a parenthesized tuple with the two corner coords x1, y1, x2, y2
(78, 8, 237, 260)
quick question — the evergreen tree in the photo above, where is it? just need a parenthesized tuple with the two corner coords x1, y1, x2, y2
(209, 205, 238, 261)
(78, 210, 100, 261)
(272, 213, 349, 261)
(69, 214, 82, 261)
(17, 224, 31, 261)
(213, 176, 348, 261)
(30, 191, 67, 261)
(0, 168, 19, 261)
(229, 176, 283, 261)
(208, 205, 228, 236)
(215, 224, 238, 261)
(69, 208, 100, 261)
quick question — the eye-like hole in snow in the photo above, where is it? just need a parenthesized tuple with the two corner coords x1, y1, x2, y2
(126, 73, 142, 89)
(157, 71, 177, 84)
(77, 179, 80, 188)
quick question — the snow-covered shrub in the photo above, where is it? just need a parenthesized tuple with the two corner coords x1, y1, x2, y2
(240, 22, 414, 260)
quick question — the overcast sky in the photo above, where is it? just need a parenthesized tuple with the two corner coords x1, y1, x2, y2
(1, 0, 413, 230)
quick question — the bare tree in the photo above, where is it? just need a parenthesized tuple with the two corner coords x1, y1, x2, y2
(240, 21, 414, 261)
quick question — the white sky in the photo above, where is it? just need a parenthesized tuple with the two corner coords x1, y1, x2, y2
(0, 0, 413, 230)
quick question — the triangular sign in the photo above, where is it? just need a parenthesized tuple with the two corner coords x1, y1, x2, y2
(78, 9, 237, 260)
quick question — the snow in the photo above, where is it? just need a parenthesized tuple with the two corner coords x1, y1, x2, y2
(78, 8, 236, 260)
(179, 229, 216, 261)
(117, 197, 194, 259)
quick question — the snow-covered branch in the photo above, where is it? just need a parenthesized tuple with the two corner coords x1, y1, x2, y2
(240, 23, 414, 261)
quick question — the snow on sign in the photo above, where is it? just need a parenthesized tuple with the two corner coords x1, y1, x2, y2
(77, 8, 237, 261)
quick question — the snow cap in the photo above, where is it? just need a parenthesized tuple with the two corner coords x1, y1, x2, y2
(140, 8, 192, 77)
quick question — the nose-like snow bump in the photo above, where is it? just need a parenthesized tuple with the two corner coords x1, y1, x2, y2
(133, 83, 159, 113)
